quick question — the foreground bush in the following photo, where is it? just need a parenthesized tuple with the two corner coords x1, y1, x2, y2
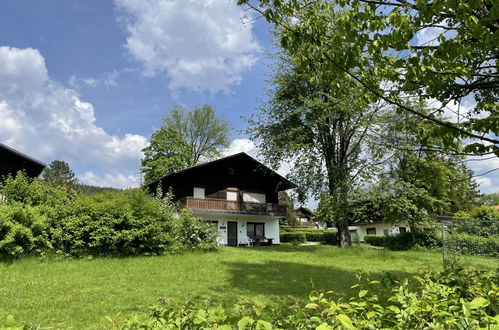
(363, 235, 385, 246)
(115, 265, 499, 329)
(0, 172, 218, 258)
(280, 232, 306, 244)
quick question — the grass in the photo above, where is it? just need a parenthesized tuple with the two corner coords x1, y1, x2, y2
(0, 245, 497, 329)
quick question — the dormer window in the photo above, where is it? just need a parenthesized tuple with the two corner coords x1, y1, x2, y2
(226, 188, 238, 201)
(193, 187, 205, 199)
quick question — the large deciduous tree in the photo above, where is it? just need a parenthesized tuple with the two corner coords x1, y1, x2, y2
(41, 160, 78, 187)
(247, 48, 388, 247)
(164, 105, 231, 164)
(238, 0, 499, 157)
(141, 129, 193, 183)
(141, 105, 230, 183)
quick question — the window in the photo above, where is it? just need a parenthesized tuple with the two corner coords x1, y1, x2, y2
(383, 229, 389, 236)
(243, 192, 266, 203)
(247, 222, 265, 237)
(366, 228, 376, 235)
(399, 227, 407, 233)
(193, 187, 205, 198)
(227, 190, 238, 201)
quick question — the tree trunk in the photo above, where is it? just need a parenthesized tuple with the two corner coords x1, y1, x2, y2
(336, 222, 352, 247)
(409, 222, 417, 244)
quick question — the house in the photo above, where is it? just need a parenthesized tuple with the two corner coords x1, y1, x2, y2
(354, 221, 411, 242)
(0, 143, 46, 182)
(147, 152, 294, 246)
(294, 206, 324, 228)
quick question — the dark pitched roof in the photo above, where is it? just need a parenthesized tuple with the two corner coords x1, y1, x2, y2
(148, 152, 294, 191)
(0, 143, 46, 179)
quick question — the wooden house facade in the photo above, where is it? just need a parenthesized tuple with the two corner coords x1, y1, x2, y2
(148, 152, 294, 246)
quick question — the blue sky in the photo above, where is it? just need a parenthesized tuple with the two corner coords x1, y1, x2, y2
(0, 0, 275, 188)
(0, 0, 497, 199)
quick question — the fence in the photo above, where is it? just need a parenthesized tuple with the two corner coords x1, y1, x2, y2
(441, 219, 499, 265)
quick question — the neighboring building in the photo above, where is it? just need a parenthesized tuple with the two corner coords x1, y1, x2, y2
(147, 152, 294, 246)
(294, 206, 325, 228)
(0, 143, 46, 181)
(354, 222, 411, 242)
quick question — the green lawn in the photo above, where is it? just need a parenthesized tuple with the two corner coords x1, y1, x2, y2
(0, 245, 497, 329)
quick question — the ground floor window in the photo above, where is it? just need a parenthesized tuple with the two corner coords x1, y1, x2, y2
(366, 228, 376, 235)
(383, 229, 389, 236)
(247, 222, 265, 237)
(399, 227, 407, 233)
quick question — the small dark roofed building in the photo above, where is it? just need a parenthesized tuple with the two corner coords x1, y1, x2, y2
(0, 143, 46, 181)
(147, 152, 294, 246)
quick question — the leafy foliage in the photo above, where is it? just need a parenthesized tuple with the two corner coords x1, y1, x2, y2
(0, 172, 218, 259)
(238, 0, 499, 156)
(114, 265, 499, 329)
(41, 160, 78, 187)
(141, 128, 193, 184)
(163, 104, 230, 164)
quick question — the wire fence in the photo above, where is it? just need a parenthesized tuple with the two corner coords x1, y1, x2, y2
(441, 219, 499, 265)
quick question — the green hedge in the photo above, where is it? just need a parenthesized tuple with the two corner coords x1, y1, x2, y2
(364, 231, 440, 250)
(452, 233, 499, 258)
(364, 235, 386, 246)
(280, 232, 306, 243)
(280, 230, 338, 244)
(322, 231, 338, 245)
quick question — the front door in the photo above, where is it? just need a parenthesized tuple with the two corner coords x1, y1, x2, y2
(227, 221, 238, 246)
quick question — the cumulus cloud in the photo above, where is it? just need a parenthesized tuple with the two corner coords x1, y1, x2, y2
(80, 171, 141, 189)
(0, 46, 147, 187)
(221, 138, 257, 157)
(115, 0, 261, 93)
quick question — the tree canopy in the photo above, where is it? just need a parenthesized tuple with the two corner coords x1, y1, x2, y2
(141, 105, 231, 183)
(41, 160, 78, 187)
(164, 105, 231, 164)
(141, 128, 193, 184)
(238, 0, 499, 156)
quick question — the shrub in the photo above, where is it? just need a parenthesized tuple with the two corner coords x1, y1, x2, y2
(303, 231, 324, 242)
(0, 173, 219, 258)
(280, 232, 306, 243)
(364, 230, 440, 250)
(0, 204, 52, 258)
(176, 210, 219, 251)
(451, 233, 499, 258)
(114, 265, 499, 329)
(364, 234, 386, 246)
(322, 230, 338, 245)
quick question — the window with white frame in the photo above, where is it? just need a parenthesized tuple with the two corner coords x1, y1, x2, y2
(247, 222, 265, 237)
(193, 187, 205, 198)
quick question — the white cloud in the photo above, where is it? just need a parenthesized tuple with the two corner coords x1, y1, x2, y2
(80, 171, 141, 189)
(468, 156, 499, 194)
(68, 70, 123, 89)
(115, 0, 261, 93)
(221, 138, 257, 157)
(0, 46, 147, 187)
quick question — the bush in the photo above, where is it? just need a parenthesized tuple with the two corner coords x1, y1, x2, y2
(452, 233, 499, 258)
(280, 232, 306, 243)
(0, 172, 218, 258)
(115, 265, 499, 329)
(0, 204, 52, 258)
(303, 231, 324, 242)
(364, 230, 440, 250)
(364, 235, 386, 246)
(322, 230, 338, 245)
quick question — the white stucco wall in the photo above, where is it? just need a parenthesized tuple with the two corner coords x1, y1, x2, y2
(193, 211, 280, 245)
(355, 223, 410, 242)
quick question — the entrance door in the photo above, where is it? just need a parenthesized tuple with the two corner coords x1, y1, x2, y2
(227, 221, 238, 246)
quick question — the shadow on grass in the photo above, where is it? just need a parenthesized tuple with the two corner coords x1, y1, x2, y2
(218, 259, 415, 300)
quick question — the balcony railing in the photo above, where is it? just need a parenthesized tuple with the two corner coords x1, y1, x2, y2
(179, 197, 287, 216)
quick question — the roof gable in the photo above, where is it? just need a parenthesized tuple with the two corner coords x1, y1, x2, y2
(148, 152, 294, 192)
(0, 143, 46, 179)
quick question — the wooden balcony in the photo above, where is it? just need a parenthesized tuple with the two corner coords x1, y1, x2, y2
(179, 197, 287, 216)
